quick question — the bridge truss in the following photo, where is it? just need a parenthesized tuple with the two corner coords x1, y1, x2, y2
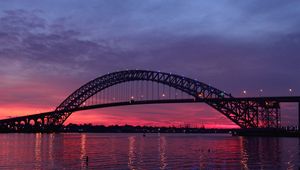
(0, 70, 282, 132)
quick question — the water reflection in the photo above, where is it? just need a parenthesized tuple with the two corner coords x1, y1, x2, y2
(159, 136, 167, 170)
(240, 137, 249, 169)
(34, 133, 41, 169)
(137, 135, 145, 167)
(0, 133, 298, 169)
(48, 134, 54, 168)
(128, 136, 136, 169)
(80, 134, 87, 168)
(241, 137, 281, 169)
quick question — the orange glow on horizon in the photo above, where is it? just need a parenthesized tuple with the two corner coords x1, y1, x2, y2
(1, 103, 240, 129)
(63, 104, 240, 129)
(0, 106, 53, 119)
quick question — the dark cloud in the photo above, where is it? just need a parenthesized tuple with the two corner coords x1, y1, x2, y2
(0, 10, 126, 108)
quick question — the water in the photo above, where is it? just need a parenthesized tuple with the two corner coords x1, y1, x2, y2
(0, 133, 299, 169)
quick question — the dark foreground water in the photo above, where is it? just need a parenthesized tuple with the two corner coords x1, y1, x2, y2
(0, 133, 299, 169)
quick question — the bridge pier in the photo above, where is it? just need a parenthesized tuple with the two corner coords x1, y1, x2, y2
(299, 102, 300, 131)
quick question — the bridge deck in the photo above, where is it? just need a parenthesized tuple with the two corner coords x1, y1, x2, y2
(1, 96, 299, 123)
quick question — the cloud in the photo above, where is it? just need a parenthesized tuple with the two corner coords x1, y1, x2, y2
(52, 0, 300, 42)
(0, 10, 128, 109)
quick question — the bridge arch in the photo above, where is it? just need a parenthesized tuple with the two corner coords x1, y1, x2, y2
(47, 70, 272, 128)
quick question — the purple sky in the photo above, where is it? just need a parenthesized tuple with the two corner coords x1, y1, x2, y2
(0, 1, 299, 127)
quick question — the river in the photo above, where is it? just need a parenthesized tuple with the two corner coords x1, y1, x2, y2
(0, 133, 299, 169)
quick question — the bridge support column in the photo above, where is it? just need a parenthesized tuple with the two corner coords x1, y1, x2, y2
(41, 116, 45, 125)
(298, 102, 300, 131)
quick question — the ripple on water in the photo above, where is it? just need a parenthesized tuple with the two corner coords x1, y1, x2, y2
(0, 133, 299, 169)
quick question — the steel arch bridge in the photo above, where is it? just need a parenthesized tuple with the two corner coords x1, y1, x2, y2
(0, 70, 281, 132)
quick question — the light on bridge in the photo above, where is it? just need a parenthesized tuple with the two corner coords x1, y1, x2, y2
(162, 93, 166, 97)
(259, 89, 263, 96)
(242, 90, 247, 95)
(288, 88, 293, 96)
(131, 96, 134, 99)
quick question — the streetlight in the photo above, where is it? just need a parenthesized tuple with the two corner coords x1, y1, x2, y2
(242, 90, 247, 95)
(259, 89, 263, 96)
(289, 88, 293, 96)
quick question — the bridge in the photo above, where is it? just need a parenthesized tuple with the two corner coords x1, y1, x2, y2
(0, 70, 299, 132)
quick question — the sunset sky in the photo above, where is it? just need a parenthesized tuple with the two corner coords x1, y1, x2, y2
(0, 1, 299, 128)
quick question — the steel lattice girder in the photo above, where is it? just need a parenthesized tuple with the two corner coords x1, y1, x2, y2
(46, 70, 280, 128)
